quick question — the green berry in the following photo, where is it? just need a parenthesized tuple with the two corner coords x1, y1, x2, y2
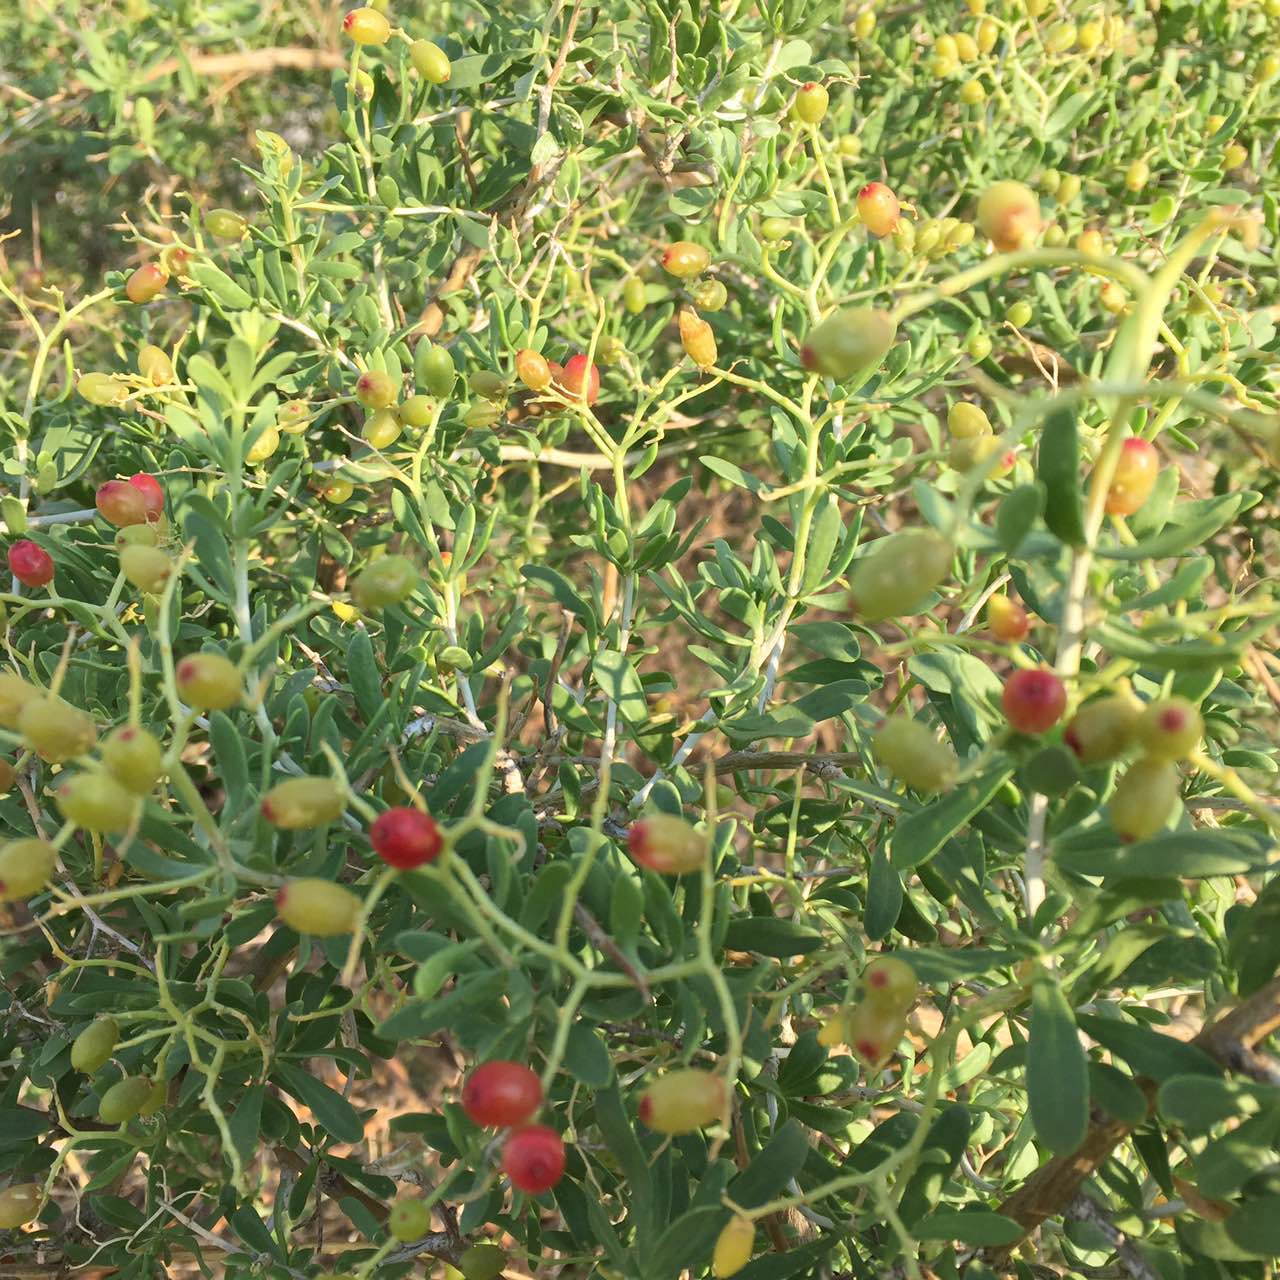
(0, 838, 57, 903)
(176, 652, 241, 711)
(638, 1069, 725, 1133)
(415, 343, 456, 397)
(1110, 758, 1181, 842)
(99, 1075, 153, 1124)
(71, 1017, 120, 1074)
(18, 696, 97, 763)
(351, 555, 418, 610)
(411, 39, 452, 83)
(389, 1196, 433, 1241)
(56, 773, 138, 833)
(101, 726, 164, 793)
(260, 777, 347, 829)
(849, 528, 953, 621)
(626, 813, 708, 874)
(0, 1184, 41, 1229)
(872, 717, 958, 794)
(801, 308, 896, 380)
(276, 877, 362, 935)
(119, 544, 174, 593)
(1135, 697, 1203, 762)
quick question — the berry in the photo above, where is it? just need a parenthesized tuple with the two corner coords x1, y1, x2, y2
(370, 807, 444, 869)
(160, 244, 194, 277)
(558, 354, 600, 405)
(950, 435, 1014, 477)
(56, 773, 137, 833)
(96, 479, 148, 528)
(99, 1075, 153, 1124)
(713, 1217, 755, 1278)
(1057, 173, 1081, 203)
(627, 813, 708, 875)
(679, 307, 717, 369)
(976, 180, 1041, 252)
(760, 217, 791, 241)
(987, 594, 1030, 642)
(1124, 159, 1150, 192)
(1223, 142, 1247, 171)
(1076, 228, 1104, 257)
(101, 726, 164, 793)
(692, 278, 728, 312)
(260, 777, 346, 829)
(462, 1060, 543, 1127)
(176, 652, 241, 711)
(138, 1077, 167, 1118)
(415, 343, 456, 397)
(247, 426, 281, 464)
(849, 528, 953, 622)
(0, 674, 40, 728)
(9, 540, 54, 588)
(959, 79, 986, 105)
(967, 332, 993, 361)
(355, 369, 398, 409)
(137, 344, 173, 385)
(792, 81, 829, 124)
(351, 554, 418, 610)
(278, 400, 311, 434)
(205, 209, 248, 241)
(389, 1197, 432, 1241)
(863, 956, 918, 1012)
(1100, 282, 1127, 314)
(857, 182, 901, 237)
(1078, 18, 1104, 51)
(935, 34, 959, 59)
(128, 473, 165, 520)
(948, 402, 992, 439)
(954, 32, 979, 59)
(399, 395, 434, 429)
(0, 838, 56, 903)
(853, 9, 876, 37)
(623, 277, 647, 313)
(19, 696, 97, 763)
(362, 408, 402, 449)
(976, 17, 998, 52)
(801, 308, 896, 380)
(1002, 669, 1067, 735)
(458, 1244, 507, 1280)
(501, 1125, 565, 1193)
(321, 477, 354, 503)
(71, 1017, 120, 1074)
(120, 544, 174, 593)
(125, 263, 168, 304)
(516, 348, 553, 391)
(1005, 300, 1033, 327)
(1110, 758, 1181, 842)
(846, 1000, 908, 1067)
(638, 1068, 725, 1133)
(1136, 697, 1203, 762)
(661, 241, 710, 279)
(871, 717, 958, 794)
(469, 370, 508, 401)
(78, 371, 127, 406)
(0, 1184, 41, 1230)
(1104, 437, 1159, 516)
(411, 39, 452, 83)
(1064, 690, 1141, 764)
(276, 878, 362, 935)
(343, 6, 391, 44)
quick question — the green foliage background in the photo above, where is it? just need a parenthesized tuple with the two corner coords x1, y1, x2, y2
(2, 0, 1280, 1277)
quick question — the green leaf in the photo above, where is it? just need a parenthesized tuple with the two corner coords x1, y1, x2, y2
(996, 483, 1045, 553)
(593, 1082, 654, 1244)
(722, 916, 824, 957)
(891, 766, 1013, 869)
(1029, 977, 1089, 1154)
(564, 1024, 612, 1087)
(1037, 408, 1086, 547)
(915, 1210, 1023, 1246)
(208, 712, 249, 811)
(272, 1061, 364, 1144)
(1097, 492, 1261, 559)
(644, 1205, 726, 1280)
(190, 261, 254, 310)
(1076, 1012, 1220, 1081)
(727, 1120, 810, 1208)
(1056, 830, 1264, 880)
(864, 846, 903, 941)
(1226, 1195, 1280, 1256)
(1158, 1074, 1273, 1133)
(347, 630, 383, 721)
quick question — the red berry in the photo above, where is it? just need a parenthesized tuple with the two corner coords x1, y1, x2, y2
(1002, 668, 1067, 735)
(370, 807, 443, 869)
(558, 354, 600, 405)
(1104, 437, 1159, 516)
(129, 473, 165, 520)
(462, 1060, 543, 1128)
(857, 182, 901, 237)
(501, 1125, 564, 1193)
(8, 540, 53, 588)
(96, 480, 149, 528)
(125, 263, 169, 304)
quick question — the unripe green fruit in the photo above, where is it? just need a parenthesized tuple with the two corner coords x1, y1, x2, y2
(1124, 159, 1150, 192)
(389, 1196, 432, 1241)
(976, 180, 1041, 252)
(101, 726, 164, 793)
(464, 402, 503, 429)
(99, 1075, 152, 1124)
(1056, 173, 1081, 203)
(362, 408, 402, 449)
(950, 434, 1013, 477)
(850, 528, 953, 621)
(119, 544, 174, 593)
(343, 6, 391, 44)
(411, 40, 452, 84)
(792, 81, 829, 124)
(469, 370, 508, 401)
(137, 1076, 167, 1117)
(138, 344, 174, 385)
(872, 717, 957, 794)
(415, 343, 456, 397)
(78, 371, 128, 406)
(627, 813, 708, 874)
(126, 263, 168, 304)
(0, 673, 40, 728)
(967, 333, 992, 361)
(0, 838, 56, 902)
(857, 183, 901, 238)
(1223, 142, 1247, 170)
(351, 554, 418, 610)
(760, 217, 791, 241)
(276, 878, 361, 935)
(800, 308, 896, 380)
(458, 1244, 506, 1280)
(116, 523, 161, 551)
(1110, 759, 1181, 842)
(355, 369, 398, 409)
(0, 1184, 41, 1229)
(638, 1069, 726, 1133)
(846, 999, 908, 1067)
(713, 1218, 755, 1278)
(176, 652, 241, 711)
(278, 400, 312, 434)
(399, 394, 434, 428)
(246, 426, 281, 464)
(56, 773, 137, 833)
(205, 208, 248, 241)
(260, 777, 347, 829)
(947, 402, 992, 439)
(1136, 697, 1203, 762)
(692, 278, 729, 312)
(1006, 300, 1033, 327)
(623, 277, 647, 313)
(959, 78, 986, 105)
(19, 696, 97, 763)
(863, 956, 918, 1012)
(71, 1017, 120, 1073)
(853, 9, 876, 37)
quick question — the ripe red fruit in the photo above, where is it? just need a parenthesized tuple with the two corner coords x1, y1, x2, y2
(462, 1060, 543, 1127)
(1002, 668, 1067, 734)
(558, 354, 600, 405)
(501, 1125, 565, 1193)
(857, 182, 901, 237)
(1104, 437, 1159, 516)
(370, 807, 444, 869)
(129, 473, 165, 520)
(627, 813, 708, 874)
(125, 263, 169, 304)
(95, 480, 149, 528)
(8, 540, 53, 588)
